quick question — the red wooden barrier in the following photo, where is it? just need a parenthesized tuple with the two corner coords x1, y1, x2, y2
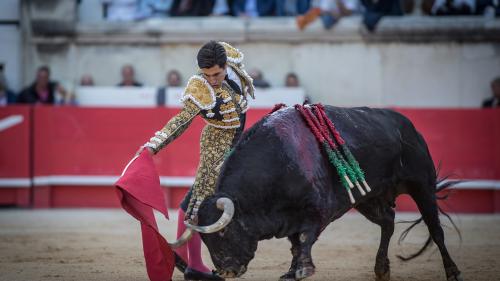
(0, 106, 31, 207)
(1, 105, 498, 212)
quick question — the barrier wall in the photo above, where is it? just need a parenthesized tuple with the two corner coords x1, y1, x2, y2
(0, 106, 31, 207)
(30, 106, 267, 208)
(1, 106, 499, 212)
(397, 108, 500, 213)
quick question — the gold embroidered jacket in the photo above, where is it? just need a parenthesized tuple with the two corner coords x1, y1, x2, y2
(145, 42, 254, 152)
(144, 42, 254, 219)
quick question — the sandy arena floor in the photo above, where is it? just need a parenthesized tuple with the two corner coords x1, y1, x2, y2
(0, 209, 498, 281)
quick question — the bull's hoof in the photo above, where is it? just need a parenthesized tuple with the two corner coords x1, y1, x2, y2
(445, 267, 463, 281)
(279, 271, 295, 281)
(295, 266, 315, 280)
(447, 274, 464, 281)
(375, 270, 390, 281)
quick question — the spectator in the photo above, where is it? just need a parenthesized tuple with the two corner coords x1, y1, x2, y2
(297, 0, 359, 30)
(118, 64, 143, 87)
(352, 0, 403, 32)
(400, 0, 415, 14)
(0, 69, 16, 106)
(80, 74, 95, 86)
(285, 72, 300, 87)
(475, 0, 500, 16)
(431, 0, 475, 15)
(103, 0, 140, 21)
(136, 0, 173, 19)
(156, 70, 182, 106)
(422, 0, 435, 14)
(232, 0, 291, 17)
(282, 0, 312, 16)
(212, 0, 230, 15)
(170, 0, 215, 16)
(249, 68, 271, 88)
(359, 0, 403, 32)
(232, 0, 262, 17)
(482, 77, 500, 108)
(17, 66, 68, 105)
(167, 70, 182, 87)
(284, 72, 310, 102)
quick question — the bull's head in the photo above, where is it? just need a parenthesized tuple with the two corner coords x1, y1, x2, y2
(198, 196, 258, 278)
(169, 196, 257, 278)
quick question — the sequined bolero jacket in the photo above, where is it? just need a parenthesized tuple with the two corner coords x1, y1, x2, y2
(145, 42, 255, 153)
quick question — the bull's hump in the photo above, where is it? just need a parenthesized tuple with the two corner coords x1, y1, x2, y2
(262, 106, 294, 125)
(262, 107, 303, 137)
(262, 106, 324, 181)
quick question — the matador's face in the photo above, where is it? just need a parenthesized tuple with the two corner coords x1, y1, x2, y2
(201, 64, 226, 89)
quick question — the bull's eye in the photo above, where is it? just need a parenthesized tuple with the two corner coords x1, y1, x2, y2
(218, 229, 225, 237)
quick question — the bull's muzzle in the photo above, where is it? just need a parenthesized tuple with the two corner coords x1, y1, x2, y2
(167, 197, 234, 248)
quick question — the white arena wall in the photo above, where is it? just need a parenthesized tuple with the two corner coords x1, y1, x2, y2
(20, 0, 500, 107)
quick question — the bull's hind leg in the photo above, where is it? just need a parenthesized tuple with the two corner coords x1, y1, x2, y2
(356, 198, 395, 281)
(279, 233, 301, 281)
(295, 225, 320, 280)
(408, 184, 463, 281)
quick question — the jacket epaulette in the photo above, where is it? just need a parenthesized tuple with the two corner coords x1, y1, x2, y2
(180, 75, 216, 110)
(219, 42, 255, 99)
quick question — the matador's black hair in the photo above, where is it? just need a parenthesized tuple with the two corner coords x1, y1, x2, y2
(197, 41, 227, 69)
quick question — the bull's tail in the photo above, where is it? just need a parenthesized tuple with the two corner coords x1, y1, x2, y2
(396, 176, 462, 261)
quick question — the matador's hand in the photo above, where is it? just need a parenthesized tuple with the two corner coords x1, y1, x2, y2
(135, 145, 154, 157)
(184, 208, 199, 225)
(185, 215, 199, 226)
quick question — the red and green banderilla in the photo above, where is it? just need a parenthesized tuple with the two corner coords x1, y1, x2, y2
(295, 104, 371, 204)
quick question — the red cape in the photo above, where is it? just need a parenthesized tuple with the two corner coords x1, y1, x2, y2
(115, 150, 174, 281)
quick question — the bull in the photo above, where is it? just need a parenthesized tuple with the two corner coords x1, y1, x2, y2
(173, 105, 463, 281)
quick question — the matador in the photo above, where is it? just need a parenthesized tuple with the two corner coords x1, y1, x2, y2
(139, 41, 255, 280)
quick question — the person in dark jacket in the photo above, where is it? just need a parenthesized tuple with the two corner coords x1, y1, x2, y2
(360, 0, 403, 32)
(17, 66, 68, 104)
(117, 64, 143, 87)
(231, 0, 287, 16)
(170, 0, 215, 16)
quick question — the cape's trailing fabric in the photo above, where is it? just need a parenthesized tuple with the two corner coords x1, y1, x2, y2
(115, 150, 175, 281)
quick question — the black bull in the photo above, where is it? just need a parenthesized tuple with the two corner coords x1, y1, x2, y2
(196, 105, 463, 281)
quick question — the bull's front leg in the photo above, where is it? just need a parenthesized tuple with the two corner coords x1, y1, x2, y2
(293, 227, 319, 280)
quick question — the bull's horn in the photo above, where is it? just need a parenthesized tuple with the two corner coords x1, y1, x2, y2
(168, 228, 193, 248)
(184, 197, 235, 233)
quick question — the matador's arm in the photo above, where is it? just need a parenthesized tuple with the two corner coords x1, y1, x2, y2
(144, 100, 201, 154)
